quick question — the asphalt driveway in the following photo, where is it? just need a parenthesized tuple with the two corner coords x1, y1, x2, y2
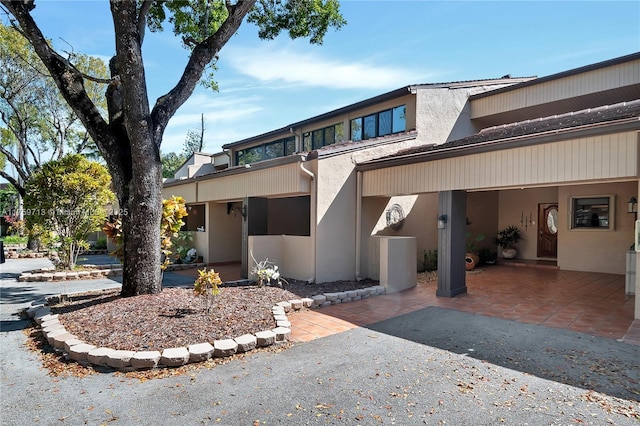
(1, 258, 638, 425)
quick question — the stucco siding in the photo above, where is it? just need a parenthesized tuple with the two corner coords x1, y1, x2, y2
(557, 182, 637, 274)
(197, 163, 310, 202)
(208, 202, 242, 263)
(362, 131, 639, 196)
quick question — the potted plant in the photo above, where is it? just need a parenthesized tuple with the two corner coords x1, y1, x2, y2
(478, 247, 498, 265)
(465, 232, 484, 270)
(494, 225, 522, 259)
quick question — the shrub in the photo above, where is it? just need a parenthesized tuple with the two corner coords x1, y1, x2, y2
(193, 268, 222, 314)
(423, 249, 438, 272)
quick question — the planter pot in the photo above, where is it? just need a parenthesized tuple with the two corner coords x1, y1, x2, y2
(465, 253, 479, 270)
(501, 248, 517, 259)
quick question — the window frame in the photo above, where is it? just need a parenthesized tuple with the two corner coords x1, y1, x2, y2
(235, 136, 295, 166)
(569, 194, 616, 231)
(349, 104, 406, 141)
(303, 122, 345, 151)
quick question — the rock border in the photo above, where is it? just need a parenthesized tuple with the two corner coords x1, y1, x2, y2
(18, 262, 207, 282)
(26, 285, 386, 372)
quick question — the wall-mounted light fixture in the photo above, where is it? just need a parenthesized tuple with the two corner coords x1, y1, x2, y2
(628, 197, 638, 214)
(437, 214, 447, 229)
(227, 202, 247, 218)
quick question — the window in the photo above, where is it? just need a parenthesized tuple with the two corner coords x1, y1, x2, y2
(302, 123, 345, 151)
(235, 136, 295, 165)
(349, 104, 406, 141)
(571, 196, 614, 230)
(183, 204, 205, 232)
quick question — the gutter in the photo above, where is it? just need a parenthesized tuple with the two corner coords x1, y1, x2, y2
(299, 162, 316, 284)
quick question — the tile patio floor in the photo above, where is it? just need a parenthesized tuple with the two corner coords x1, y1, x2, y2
(175, 262, 639, 346)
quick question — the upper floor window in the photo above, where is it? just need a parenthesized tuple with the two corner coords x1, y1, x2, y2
(351, 105, 406, 141)
(303, 123, 344, 151)
(236, 136, 295, 165)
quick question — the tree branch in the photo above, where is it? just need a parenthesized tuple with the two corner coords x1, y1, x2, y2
(0, 170, 24, 197)
(150, 0, 257, 148)
(138, 0, 154, 44)
(0, 143, 28, 184)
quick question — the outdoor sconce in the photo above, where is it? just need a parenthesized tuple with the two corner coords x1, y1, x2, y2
(628, 197, 638, 214)
(437, 214, 447, 229)
(226, 202, 247, 218)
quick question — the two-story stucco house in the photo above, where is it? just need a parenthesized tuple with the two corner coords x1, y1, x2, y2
(164, 52, 640, 319)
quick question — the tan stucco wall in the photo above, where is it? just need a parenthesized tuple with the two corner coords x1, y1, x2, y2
(248, 235, 313, 281)
(467, 191, 499, 252)
(497, 187, 559, 260)
(162, 183, 197, 204)
(558, 182, 636, 274)
(208, 202, 242, 263)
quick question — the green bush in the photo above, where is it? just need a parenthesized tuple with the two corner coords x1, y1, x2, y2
(93, 237, 108, 250)
(423, 249, 438, 272)
(1, 235, 28, 244)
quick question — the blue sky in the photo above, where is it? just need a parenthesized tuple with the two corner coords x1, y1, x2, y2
(8, 1, 640, 156)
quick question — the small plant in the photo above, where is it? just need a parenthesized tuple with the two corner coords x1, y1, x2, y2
(251, 253, 287, 287)
(0, 235, 28, 244)
(478, 247, 497, 264)
(193, 268, 222, 314)
(423, 249, 438, 272)
(7, 219, 25, 236)
(466, 232, 485, 253)
(93, 237, 108, 250)
(494, 225, 522, 249)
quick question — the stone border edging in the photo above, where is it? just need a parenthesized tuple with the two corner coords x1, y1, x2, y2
(25, 284, 386, 372)
(18, 263, 207, 282)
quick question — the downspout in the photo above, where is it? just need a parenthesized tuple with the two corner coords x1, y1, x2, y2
(300, 161, 316, 283)
(355, 170, 364, 281)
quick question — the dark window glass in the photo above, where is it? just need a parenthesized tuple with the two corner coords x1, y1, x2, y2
(264, 140, 283, 160)
(335, 123, 344, 142)
(285, 137, 296, 155)
(312, 129, 324, 150)
(572, 197, 609, 228)
(324, 127, 335, 146)
(303, 133, 312, 151)
(363, 114, 376, 139)
(236, 151, 244, 166)
(243, 146, 263, 165)
(378, 109, 392, 136)
(351, 118, 362, 141)
(392, 105, 406, 133)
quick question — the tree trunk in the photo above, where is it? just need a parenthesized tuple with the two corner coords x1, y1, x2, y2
(119, 152, 163, 296)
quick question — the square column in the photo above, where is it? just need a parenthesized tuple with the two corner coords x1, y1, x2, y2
(437, 190, 467, 297)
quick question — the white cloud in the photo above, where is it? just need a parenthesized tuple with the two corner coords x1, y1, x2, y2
(224, 44, 433, 90)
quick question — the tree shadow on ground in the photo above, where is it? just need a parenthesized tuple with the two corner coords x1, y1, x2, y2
(366, 306, 640, 402)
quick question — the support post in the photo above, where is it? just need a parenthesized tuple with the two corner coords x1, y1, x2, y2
(437, 190, 467, 297)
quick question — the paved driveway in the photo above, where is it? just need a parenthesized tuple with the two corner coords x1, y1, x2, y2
(1, 258, 639, 425)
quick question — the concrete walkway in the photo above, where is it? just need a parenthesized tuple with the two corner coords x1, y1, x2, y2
(1, 258, 639, 424)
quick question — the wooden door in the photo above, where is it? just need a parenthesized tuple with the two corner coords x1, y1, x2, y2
(537, 203, 558, 258)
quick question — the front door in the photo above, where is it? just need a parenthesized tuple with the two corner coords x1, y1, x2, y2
(537, 203, 558, 258)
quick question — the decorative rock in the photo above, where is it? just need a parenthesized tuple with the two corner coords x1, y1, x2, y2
(77, 271, 90, 279)
(311, 294, 327, 306)
(213, 339, 238, 357)
(131, 351, 162, 369)
(336, 292, 347, 300)
(53, 272, 67, 281)
(272, 327, 291, 341)
(51, 332, 78, 350)
(40, 318, 60, 329)
(188, 343, 214, 362)
(332, 300, 342, 305)
(273, 314, 288, 322)
(18, 274, 30, 282)
(234, 334, 257, 353)
(352, 295, 362, 301)
(67, 343, 96, 362)
(276, 301, 292, 313)
(276, 320, 291, 328)
(255, 330, 276, 347)
(89, 270, 103, 279)
(160, 347, 190, 367)
(324, 292, 339, 302)
(301, 298, 314, 308)
(34, 309, 53, 324)
(26, 305, 43, 318)
(41, 273, 54, 281)
(346, 290, 358, 299)
(45, 329, 67, 346)
(63, 338, 84, 353)
(289, 299, 303, 310)
(106, 350, 135, 369)
(42, 322, 65, 334)
(342, 297, 352, 303)
(272, 306, 285, 314)
(320, 301, 332, 308)
(87, 347, 116, 365)
(356, 289, 369, 297)
(66, 272, 79, 280)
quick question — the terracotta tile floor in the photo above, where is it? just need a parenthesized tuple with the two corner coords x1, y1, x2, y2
(288, 266, 639, 346)
(171, 262, 639, 346)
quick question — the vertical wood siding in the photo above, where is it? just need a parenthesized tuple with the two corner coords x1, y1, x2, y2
(471, 61, 640, 119)
(197, 163, 310, 201)
(362, 131, 638, 196)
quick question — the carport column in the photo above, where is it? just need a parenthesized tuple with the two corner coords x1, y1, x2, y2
(636, 180, 640, 320)
(436, 190, 467, 297)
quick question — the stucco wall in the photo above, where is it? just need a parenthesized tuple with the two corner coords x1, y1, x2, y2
(208, 202, 242, 263)
(466, 191, 499, 252)
(497, 187, 559, 260)
(558, 182, 636, 274)
(248, 235, 313, 281)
